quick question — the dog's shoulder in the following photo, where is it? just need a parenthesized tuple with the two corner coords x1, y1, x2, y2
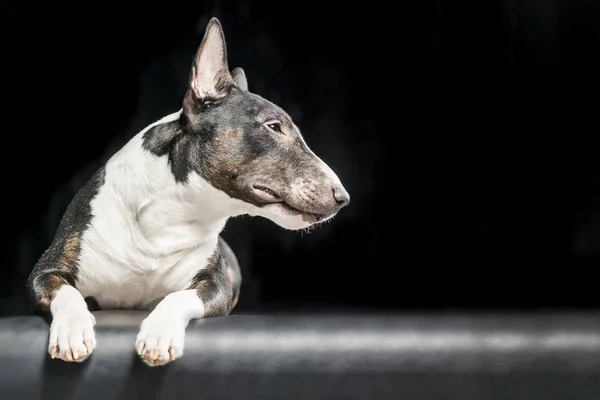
(35, 111, 183, 270)
(27, 163, 107, 296)
(51, 164, 107, 248)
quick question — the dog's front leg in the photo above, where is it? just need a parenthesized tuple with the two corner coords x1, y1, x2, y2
(28, 280, 97, 362)
(135, 259, 233, 367)
(28, 267, 96, 362)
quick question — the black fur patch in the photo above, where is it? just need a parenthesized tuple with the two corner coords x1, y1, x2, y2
(26, 166, 106, 312)
(142, 117, 214, 184)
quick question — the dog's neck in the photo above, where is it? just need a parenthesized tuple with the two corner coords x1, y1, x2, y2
(136, 171, 244, 251)
(116, 110, 249, 256)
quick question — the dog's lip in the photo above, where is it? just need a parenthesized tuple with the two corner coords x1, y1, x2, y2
(251, 185, 282, 203)
(251, 185, 325, 221)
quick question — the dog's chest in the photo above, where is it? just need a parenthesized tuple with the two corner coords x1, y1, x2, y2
(75, 240, 214, 310)
(75, 212, 221, 310)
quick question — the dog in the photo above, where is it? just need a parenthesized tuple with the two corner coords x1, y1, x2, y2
(26, 17, 350, 367)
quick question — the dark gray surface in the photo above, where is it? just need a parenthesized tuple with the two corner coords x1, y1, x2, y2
(1, 311, 600, 399)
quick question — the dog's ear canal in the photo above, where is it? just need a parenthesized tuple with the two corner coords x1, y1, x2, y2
(189, 18, 235, 102)
(231, 67, 248, 91)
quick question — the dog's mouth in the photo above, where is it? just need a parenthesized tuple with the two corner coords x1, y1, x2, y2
(251, 185, 325, 222)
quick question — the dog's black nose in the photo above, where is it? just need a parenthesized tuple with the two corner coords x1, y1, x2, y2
(333, 186, 350, 208)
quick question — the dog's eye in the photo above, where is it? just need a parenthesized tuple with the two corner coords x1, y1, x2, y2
(267, 123, 282, 133)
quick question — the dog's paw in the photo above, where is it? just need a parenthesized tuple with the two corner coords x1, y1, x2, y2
(135, 314, 186, 367)
(48, 310, 96, 362)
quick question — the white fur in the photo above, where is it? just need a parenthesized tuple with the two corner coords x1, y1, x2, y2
(135, 289, 204, 366)
(48, 285, 96, 362)
(75, 110, 250, 310)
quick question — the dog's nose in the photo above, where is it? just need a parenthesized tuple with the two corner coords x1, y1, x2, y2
(332, 186, 350, 208)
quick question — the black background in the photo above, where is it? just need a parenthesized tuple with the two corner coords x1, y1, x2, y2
(1, 0, 599, 316)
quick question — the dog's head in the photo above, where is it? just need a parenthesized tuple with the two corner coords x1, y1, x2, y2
(179, 18, 350, 230)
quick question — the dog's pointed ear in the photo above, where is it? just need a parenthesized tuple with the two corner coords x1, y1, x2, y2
(190, 18, 234, 101)
(231, 67, 248, 91)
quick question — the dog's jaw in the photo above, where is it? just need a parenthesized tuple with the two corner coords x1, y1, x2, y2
(249, 203, 327, 230)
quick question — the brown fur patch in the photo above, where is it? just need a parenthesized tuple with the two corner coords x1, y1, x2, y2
(190, 248, 233, 318)
(224, 129, 240, 139)
(37, 275, 68, 311)
(202, 129, 250, 197)
(36, 232, 81, 311)
(61, 232, 80, 271)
